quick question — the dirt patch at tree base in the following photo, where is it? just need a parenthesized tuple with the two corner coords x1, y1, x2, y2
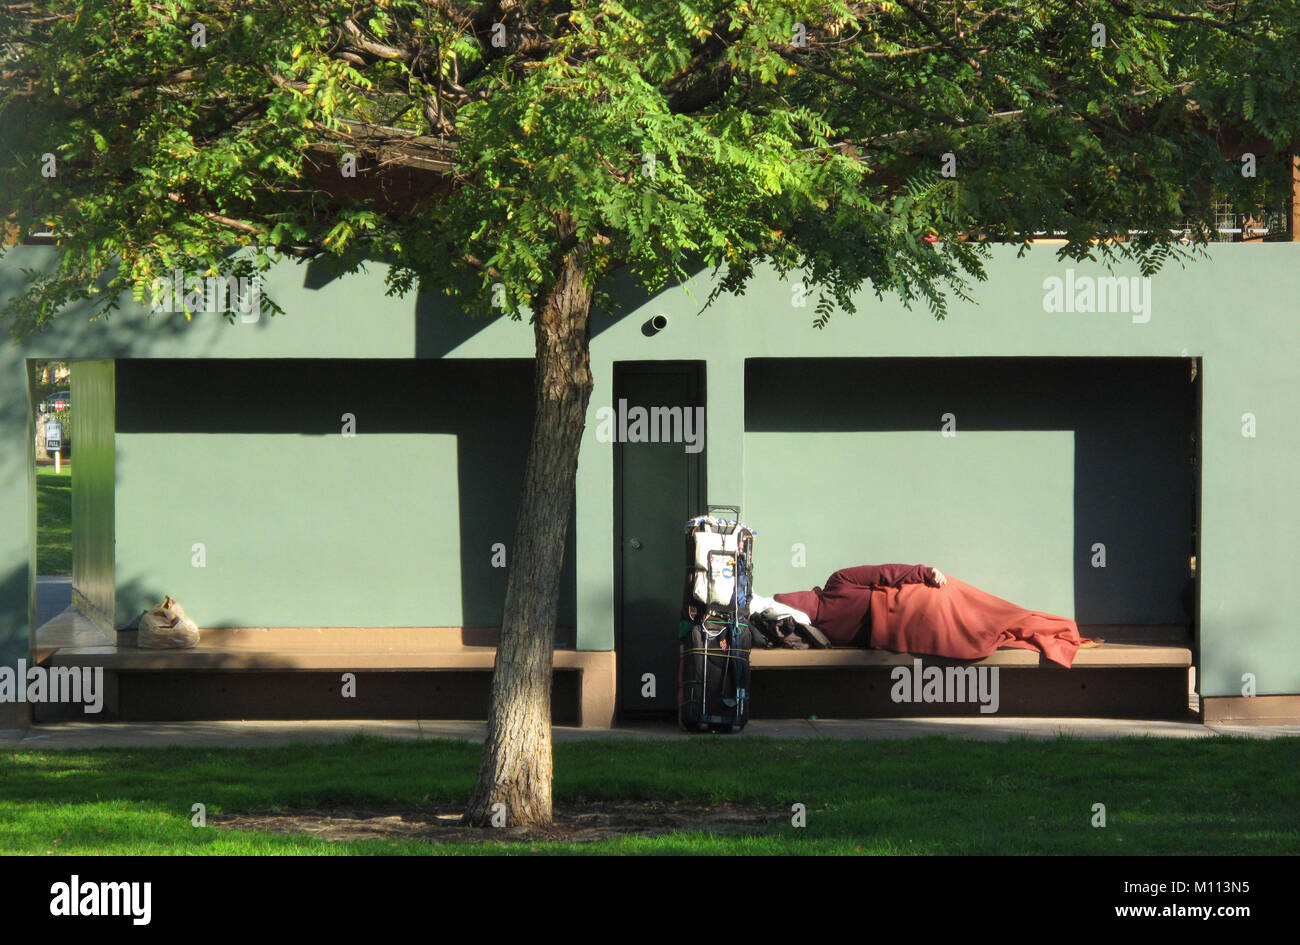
(214, 801, 782, 845)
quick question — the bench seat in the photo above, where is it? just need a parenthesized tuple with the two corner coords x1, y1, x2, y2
(752, 641, 1192, 670)
(34, 611, 1193, 724)
(46, 642, 610, 673)
(34, 614, 616, 726)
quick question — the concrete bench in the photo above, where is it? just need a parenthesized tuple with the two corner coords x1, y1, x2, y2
(746, 626, 1194, 719)
(751, 641, 1192, 669)
(35, 610, 1194, 725)
(36, 619, 616, 727)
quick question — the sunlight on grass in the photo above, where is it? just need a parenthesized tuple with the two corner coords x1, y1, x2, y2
(36, 466, 72, 575)
(0, 734, 1295, 855)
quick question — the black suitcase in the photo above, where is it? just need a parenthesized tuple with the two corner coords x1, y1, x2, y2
(678, 616, 751, 733)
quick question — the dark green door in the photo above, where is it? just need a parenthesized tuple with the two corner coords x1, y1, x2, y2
(614, 362, 705, 713)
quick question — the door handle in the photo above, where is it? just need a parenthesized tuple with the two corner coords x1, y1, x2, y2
(629, 538, 642, 550)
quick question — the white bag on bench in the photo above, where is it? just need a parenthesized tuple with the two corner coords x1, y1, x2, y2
(138, 596, 200, 649)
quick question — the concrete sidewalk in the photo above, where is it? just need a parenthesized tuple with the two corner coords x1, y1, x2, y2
(2, 716, 1297, 749)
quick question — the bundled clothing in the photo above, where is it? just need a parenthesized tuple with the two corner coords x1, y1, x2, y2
(747, 594, 827, 649)
(748, 594, 815, 626)
(773, 564, 1089, 668)
(773, 564, 934, 646)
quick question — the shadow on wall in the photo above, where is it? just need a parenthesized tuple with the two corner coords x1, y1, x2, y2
(414, 290, 507, 359)
(0, 566, 29, 666)
(0, 356, 36, 665)
(745, 357, 1197, 626)
(0, 251, 232, 356)
(112, 358, 577, 632)
(413, 264, 672, 358)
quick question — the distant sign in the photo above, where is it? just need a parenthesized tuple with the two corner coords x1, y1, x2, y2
(44, 421, 62, 451)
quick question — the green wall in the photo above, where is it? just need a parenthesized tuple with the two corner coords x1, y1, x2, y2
(746, 429, 1078, 615)
(743, 357, 1195, 623)
(70, 360, 115, 625)
(111, 358, 575, 629)
(0, 359, 37, 680)
(2, 243, 1299, 703)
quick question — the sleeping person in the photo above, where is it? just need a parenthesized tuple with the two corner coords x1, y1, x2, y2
(756, 564, 1093, 668)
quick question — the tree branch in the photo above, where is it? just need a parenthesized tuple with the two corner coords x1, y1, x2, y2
(1104, 0, 1254, 38)
(895, 0, 982, 70)
(165, 192, 263, 235)
(341, 16, 413, 62)
(773, 45, 973, 128)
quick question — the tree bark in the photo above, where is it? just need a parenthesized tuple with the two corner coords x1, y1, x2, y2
(463, 216, 593, 827)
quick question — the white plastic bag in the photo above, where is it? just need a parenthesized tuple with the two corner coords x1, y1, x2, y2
(691, 531, 740, 605)
(706, 552, 737, 606)
(137, 596, 200, 649)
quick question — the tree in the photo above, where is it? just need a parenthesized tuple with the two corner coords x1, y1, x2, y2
(2, 0, 1297, 825)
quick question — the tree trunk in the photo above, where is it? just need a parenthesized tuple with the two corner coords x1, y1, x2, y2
(463, 221, 593, 827)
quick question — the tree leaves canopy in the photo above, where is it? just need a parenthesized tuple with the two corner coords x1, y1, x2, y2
(2, 0, 1297, 335)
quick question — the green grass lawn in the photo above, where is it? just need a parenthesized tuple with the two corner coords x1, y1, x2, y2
(2, 734, 1297, 855)
(36, 465, 72, 575)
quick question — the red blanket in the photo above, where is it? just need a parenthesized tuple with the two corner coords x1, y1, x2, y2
(868, 575, 1088, 668)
